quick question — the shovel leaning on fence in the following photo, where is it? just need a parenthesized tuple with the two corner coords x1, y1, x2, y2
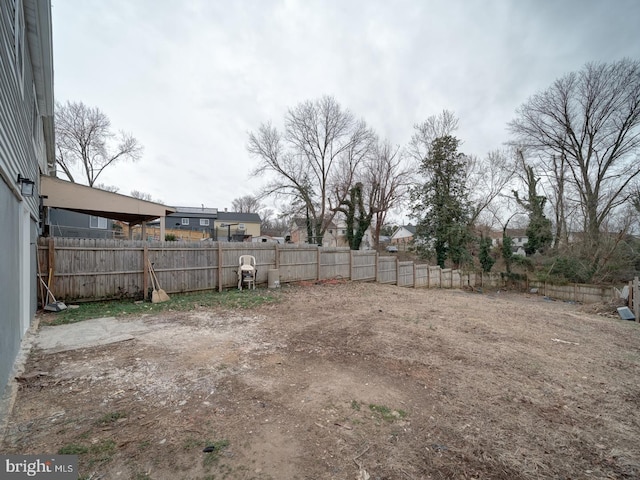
(148, 260, 170, 303)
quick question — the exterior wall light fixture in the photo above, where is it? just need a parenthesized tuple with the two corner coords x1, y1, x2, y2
(17, 174, 35, 197)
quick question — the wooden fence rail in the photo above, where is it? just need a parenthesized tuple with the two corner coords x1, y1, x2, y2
(37, 238, 632, 311)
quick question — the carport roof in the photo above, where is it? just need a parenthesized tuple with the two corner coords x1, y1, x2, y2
(41, 176, 176, 224)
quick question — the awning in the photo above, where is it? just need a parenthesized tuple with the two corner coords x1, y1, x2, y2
(41, 176, 175, 224)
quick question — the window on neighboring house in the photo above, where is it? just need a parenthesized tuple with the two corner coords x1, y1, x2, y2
(341, 229, 346, 235)
(181, 218, 189, 225)
(328, 229, 333, 234)
(200, 219, 210, 226)
(90, 216, 108, 229)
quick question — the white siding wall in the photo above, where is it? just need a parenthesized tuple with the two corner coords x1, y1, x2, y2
(0, 0, 53, 394)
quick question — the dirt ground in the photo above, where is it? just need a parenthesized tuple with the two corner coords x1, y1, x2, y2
(2, 282, 640, 479)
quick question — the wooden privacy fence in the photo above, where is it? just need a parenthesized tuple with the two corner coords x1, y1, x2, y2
(37, 238, 635, 312)
(37, 237, 506, 302)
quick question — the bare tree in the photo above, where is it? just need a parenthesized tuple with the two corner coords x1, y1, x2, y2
(248, 96, 375, 245)
(231, 195, 263, 213)
(130, 190, 152, 201)
(409, 110, 459, 164)
(94, 183, 119, 193)
(509, 59, 640, 267)
(366, 140, 414, 248)
(631, 186, 640, 215)
(55, 100, 143, 186)
(466, 149, 517, 226)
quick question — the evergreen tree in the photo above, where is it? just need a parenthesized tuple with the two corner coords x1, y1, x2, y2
(514, 165, 552, 255)
(502, 231, 514, 274)
(335, 182, 374, 250)
(410, 135, 472, 268)
(479, 236, 495, 273)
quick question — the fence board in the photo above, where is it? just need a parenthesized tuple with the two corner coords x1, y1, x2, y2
(528, 281, 616, 304)
(318, 248, 351, 280)
(441, 268, 452, 288)
(38, 238, 632, 304)
(377, 257, 397, 284)
(397, 261, 414, 287)
(415, 265, 428, 288)
(278, 246, 318, 282)
(352, 251, 377, 281)
(428, 266, 441, 288)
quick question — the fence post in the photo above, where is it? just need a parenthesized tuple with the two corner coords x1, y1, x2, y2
(413, 262, 417, 288)
(317, 246, 322, 281)
(349, 250, 354, 281)
(47, 236, 55, 297)
(375, 252, 379, 283)
(634, 277, 640, 323)
(426, 264, 430, 289)
(275, 244, 280, 270)
(143, 245, 149, 300)
(218, 242, 223, 292)
(396, 257, 400, 285)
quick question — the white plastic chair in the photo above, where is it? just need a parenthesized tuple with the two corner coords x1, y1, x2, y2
(237, 255, 257, 290)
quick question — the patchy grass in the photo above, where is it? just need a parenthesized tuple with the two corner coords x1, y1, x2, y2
(41, 289, 282, 325)
(95, 411, 127, 426)
(87, 439, 117, 465)
(58, 443, 89, 455)
(202, 439, 230, 468)
(368, 403, 407, 422)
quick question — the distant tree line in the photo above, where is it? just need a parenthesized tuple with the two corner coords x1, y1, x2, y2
(246, 59, 640, 283)
(55, 59, 640, 283)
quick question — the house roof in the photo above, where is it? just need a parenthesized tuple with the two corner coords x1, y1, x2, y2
(217, 211, 261, 223)
(41, 176, 175, 224)
(175, 206, 218, 215)
(488, 228, 527, 239)
(393, 224, 416, 235)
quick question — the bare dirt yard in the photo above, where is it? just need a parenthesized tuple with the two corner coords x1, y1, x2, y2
(2, 282, 640, 479)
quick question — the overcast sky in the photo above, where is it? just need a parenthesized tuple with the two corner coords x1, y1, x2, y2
(51, 0, 640, 214)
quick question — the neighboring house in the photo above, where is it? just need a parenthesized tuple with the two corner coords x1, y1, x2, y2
(391, 224, 416, 245)
(215, 210, 261, 241)
(1, 0, 55, 394)
(289, 218, 347, 247)
(252, 235, 285, 244)
(324, 221, 349, 248)
(149, 208, 261, 241)
(288, 218, 310, 244)
(162, 206, 220, 239)
(48, 208, 116, 238)
(288, 217, 373, 249)
(490, 229, 528, 256)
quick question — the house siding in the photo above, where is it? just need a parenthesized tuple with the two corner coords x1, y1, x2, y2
(0, 185, 22, 391)
(48, 208, 115, 238)
(0, 0, 53, 394)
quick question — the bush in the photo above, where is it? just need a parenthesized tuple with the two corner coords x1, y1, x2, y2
(165, 233, 177, 241)
(538, 255, 593, 284)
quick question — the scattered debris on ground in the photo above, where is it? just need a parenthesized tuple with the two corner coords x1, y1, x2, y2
(2, 282, 639, 479)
